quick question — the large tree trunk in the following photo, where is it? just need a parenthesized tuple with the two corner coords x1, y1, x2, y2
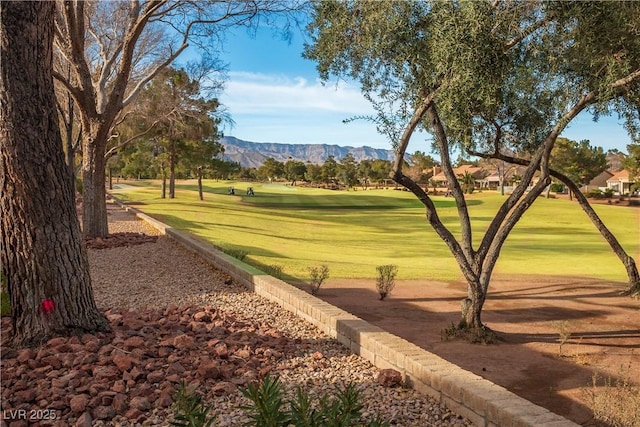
(0, 1, 110, 347)
(63, 91, 77, 193)
(65, 131, 76, 191)
(460, 287, 483, 330)
(169, 149, 176, 199)
(198, 167, 204, 201)
(458, 275, 499, 343)
(81, 128, 109, 238)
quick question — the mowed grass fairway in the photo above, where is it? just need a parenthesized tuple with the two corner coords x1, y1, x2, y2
(111, 180, 639, 282)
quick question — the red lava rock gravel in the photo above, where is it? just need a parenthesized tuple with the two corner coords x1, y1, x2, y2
(84, 232, 158, 250)
(1, 305, 297, 426)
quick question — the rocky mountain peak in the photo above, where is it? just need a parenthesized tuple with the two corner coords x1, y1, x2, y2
(221, 136, 398, 168)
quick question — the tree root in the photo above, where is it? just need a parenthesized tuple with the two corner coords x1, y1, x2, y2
(621, 283, 640, 299)
(441, 322, 502, 344)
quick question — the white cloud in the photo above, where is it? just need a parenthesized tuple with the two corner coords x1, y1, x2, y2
(217, 71, 426, 149)
(220, 72, 374, 115)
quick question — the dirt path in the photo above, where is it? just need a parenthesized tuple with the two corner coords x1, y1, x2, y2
(312, 275, 639, 425)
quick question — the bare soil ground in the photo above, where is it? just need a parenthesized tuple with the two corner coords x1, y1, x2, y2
(313, 275, 640, 426)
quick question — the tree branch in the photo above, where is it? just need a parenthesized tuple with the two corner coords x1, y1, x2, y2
(121, 43, 189, 108)
(426, 103, 475, 261)
(393, 93, 434, 171)
(389, 91, 477, 280)
(504, 16, 549, 51)
(53, 70, 85, 109)
(104, 119, 161, 158)
(61, 1, 95, 115)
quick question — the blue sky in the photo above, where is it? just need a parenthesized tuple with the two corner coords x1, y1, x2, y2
(187, 24, 634, 155)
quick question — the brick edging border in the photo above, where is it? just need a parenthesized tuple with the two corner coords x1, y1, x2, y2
(111, 199, 579, 427)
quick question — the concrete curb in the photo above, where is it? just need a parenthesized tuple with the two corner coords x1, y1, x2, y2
(113, 199, 579, 427)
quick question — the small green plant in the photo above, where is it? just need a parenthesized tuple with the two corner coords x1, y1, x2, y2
(240, 374, 390, 427)
(288, 387, 324, 426)
(553, 320, 571, 356)
(171, 381, 216, 427)
(226, 248, 248, 261)
(264, 264, 285, 279)
(316, 382, 362, 427)
(240, 374, 289, 427)
(375, 264, 398, 300)
(307, 265, 330, 295)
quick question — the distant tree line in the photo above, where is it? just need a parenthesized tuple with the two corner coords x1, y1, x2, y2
(113, 145, 443, 190)
(113, 128, 633, 197)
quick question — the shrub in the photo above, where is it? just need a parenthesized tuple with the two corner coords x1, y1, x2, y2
(171, 381, 216, 427)
(553, 320, 571, 357)
(316, 383, 364, 427)
(582, 362, 640, 427)
(264, 264, 285, 279)
(307, 265, 330, 295)
(240, 374, 390, 427)
(288, 387, 324, 427)
(225, 248, 248, 261)
(586, 189, 604, 199)
(240, 374, 290, 427)
(549, 182, 564, 193)
(375, 265, 398, 300)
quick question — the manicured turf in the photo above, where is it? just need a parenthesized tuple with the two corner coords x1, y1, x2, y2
(110, 180, 639, 283)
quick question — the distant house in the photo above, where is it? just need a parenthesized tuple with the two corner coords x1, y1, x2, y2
(480, 168, 524, 190)
(606, 169, 633, 195)
(581, 170, 614, 193)
(481, 170, 503, 190)
(431, 165, 486, 189)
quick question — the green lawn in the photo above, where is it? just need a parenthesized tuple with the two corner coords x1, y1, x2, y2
(110, 180, 639, 283)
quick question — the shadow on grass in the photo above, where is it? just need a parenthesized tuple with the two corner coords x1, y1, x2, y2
(175, 183, 481, 211)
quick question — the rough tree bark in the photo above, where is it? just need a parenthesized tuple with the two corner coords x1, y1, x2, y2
(80, 121, 111, 237)
(169, 147, 177, 199)
(197, 166, 204, 201)
(0, 1, 110, 347)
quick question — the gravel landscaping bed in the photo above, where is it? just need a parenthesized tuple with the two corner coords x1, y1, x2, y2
(0, 202, 472, 426)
